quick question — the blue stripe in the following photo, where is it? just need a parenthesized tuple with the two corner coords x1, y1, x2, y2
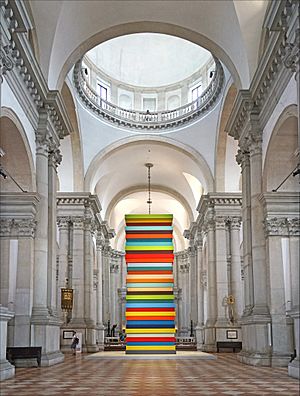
(125, 226, 173, 231)
(126, 303, 175, 308)
(126, 241, 173, 246)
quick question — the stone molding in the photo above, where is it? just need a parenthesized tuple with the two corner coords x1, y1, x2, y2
(225, 0, 299, 141)
(0, 218, 36, 237)
(0, 0, 72, 138)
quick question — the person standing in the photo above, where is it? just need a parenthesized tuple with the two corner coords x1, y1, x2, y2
(71, 331, 79, 355)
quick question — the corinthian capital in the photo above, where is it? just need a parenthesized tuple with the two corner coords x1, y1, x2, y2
(284, 30, 300, 73)
(0, 44, 14, 84)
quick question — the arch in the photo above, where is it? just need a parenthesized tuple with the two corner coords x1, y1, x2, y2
(0, 107, 35, 192)
(61, 82, 85, 191)
(84, 134, 214, 194)
(105, 184, 194, 223)
(263, 105, 298, 192)
(56, 20, 246, 90)
(215, 81, 238, 192)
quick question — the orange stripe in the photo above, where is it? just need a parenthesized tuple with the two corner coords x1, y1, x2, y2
(126, 278, 174, 283)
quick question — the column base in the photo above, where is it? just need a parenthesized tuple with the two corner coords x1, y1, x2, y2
(97, 324, 105, 351)
(31, 312, 64, 366)
(288, 358, 300, 379)
(237, 350, 271, 366)
(195, 325, 204, 351)
(0, 360, 15, 381)
(202, 326, 217, 352)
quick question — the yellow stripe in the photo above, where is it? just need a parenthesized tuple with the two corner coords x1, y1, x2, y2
(125, 328, 176, 334)
(126, 312, 175, 317)
(126, 346, 176, 350)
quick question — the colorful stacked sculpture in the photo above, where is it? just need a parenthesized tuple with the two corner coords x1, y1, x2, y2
(125, 214, 176, 354)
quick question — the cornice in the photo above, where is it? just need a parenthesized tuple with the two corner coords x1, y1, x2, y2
(225, 0, 299, 141)
(0, 0, 72, 138)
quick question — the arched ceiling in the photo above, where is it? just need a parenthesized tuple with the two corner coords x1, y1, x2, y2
(29, 1, 268, 90)
(86, 33, 213, 87)
(109, 191, 189, 252)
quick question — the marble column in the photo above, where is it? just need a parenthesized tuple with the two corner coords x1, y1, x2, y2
(287, 218, 300, 379)
(70, 217, 85, 324)
(102, 245, 111, 329)
(48, 146, 61, 317)
(229, 217, 243, 319)
(83, 217, 97, 351)
(96, 237, 104, 350)
(31, 117, 63, 366)
(265, 219, 293, 366)
(203, 218, 217, 351)
(56, 217, 70, 321)
(215, 216, 228, 326)
(0, 306, 15, 381)
(195, 240, 204, 350)
(189, 245, 197, 327)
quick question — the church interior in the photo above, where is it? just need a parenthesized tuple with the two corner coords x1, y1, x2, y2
(0, 0, 299, 394)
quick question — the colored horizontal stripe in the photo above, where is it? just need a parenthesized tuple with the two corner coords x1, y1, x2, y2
(125, 214, 173, 219)
(126, 303, 175, 308)
(127, 279, 173, 284)
(126, 346, 175, 350)
(126, 324, 175, 329)
(126, 312, 175, 317)
(126, 295, 174, 300)
(126, 337, 176, 342)
(126, 241, 173, 246)
(126, 246, 174, 251)
(126, 236, 173, 240)
(125, 226, 173, 231)
(125, 283, 174, 288)
(127, 270, 172, 275)
(127, 288, 173, 292)
(126, 291, 173, 296)
(126, 328, 176, 334)
(127, 274, 173, 279)
(126, 307, 175, 312)
(126, 342, 174, 346)
(127, 262, 173, 267)
(126, 316, 174, 321)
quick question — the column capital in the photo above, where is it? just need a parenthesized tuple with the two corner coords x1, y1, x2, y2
(215, 215, 227, 230)
(96, 236, 105, 249)
(0, 218, 36, 238)
(283, 29, 300, 73)
(264, 217, 289, 237)
(227, 216, 242, 230)
(57, 216, 70, 230)
(0, 44, 14, 84)
(48, 146, 62, 169)
(287, 217, 300, 236)
(71, 216, 85, 230)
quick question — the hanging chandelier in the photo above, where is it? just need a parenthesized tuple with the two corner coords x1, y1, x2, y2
(145, 163, 153, 214)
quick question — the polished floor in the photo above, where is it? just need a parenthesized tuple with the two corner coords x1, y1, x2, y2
(1, 353, 299, 395)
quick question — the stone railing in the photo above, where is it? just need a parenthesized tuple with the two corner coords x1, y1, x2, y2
(73, 58, 224, 131)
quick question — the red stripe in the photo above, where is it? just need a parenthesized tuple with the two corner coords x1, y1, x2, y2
(127, 337, 176, 342)
(127, 270, 173, 275)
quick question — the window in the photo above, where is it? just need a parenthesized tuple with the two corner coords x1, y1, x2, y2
(143, 98, 156, 112)
(192, 85, 202, 101)
(98, 83, 108, 100)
